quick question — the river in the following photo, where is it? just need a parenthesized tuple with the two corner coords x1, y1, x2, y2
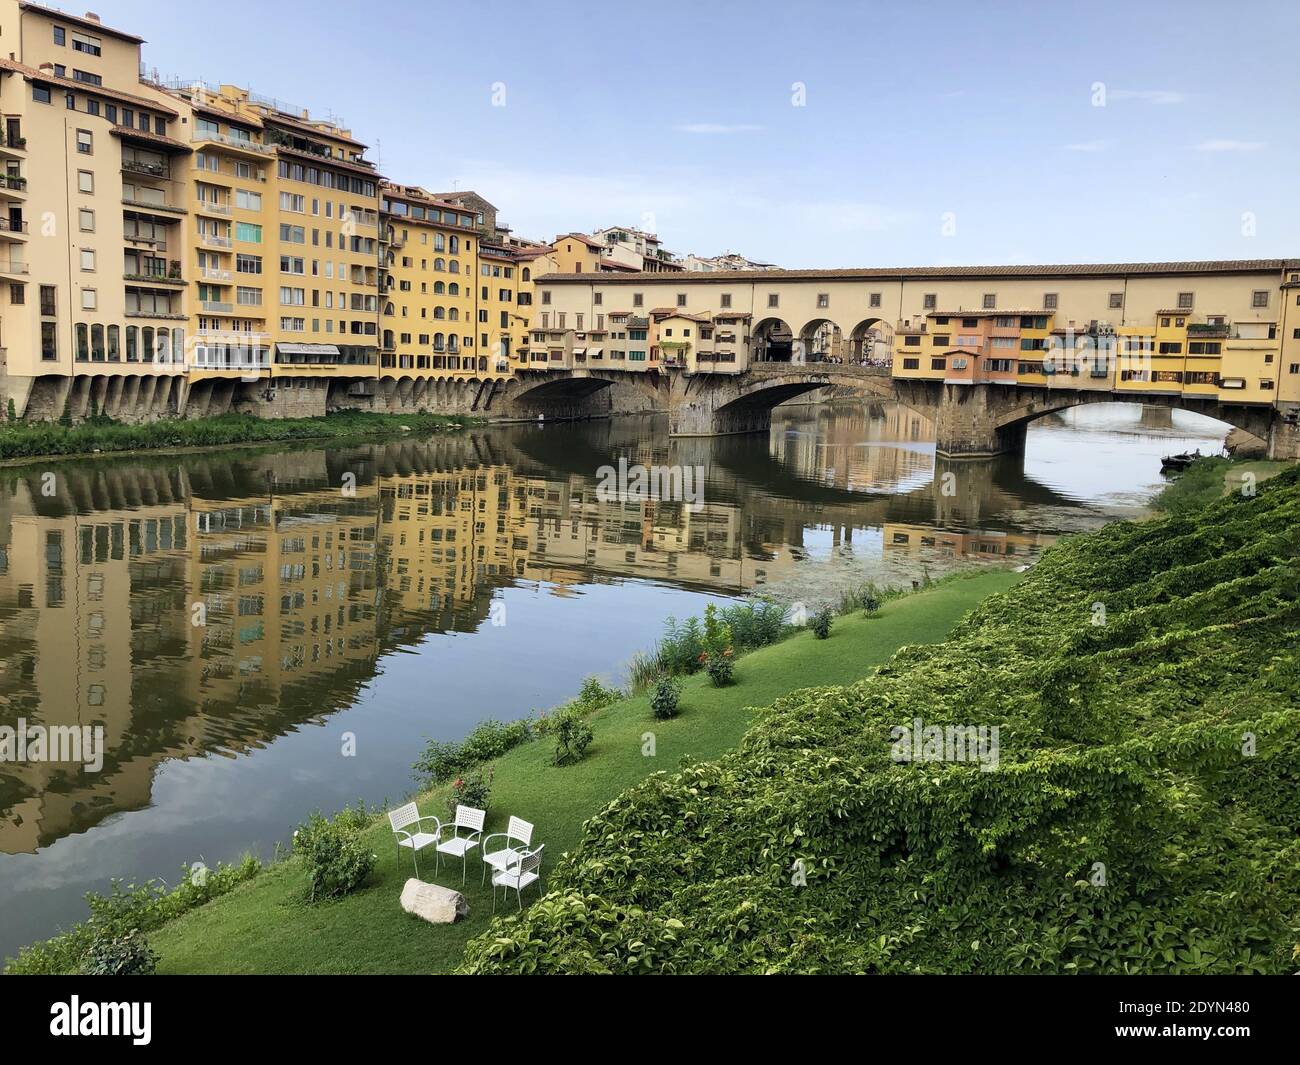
(0, 399, 1231, 959)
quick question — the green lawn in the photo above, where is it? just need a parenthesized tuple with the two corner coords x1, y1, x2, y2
(149, 567, 1021, 974)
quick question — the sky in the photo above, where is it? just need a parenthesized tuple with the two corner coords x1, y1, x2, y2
(94, 0, 1300, 268)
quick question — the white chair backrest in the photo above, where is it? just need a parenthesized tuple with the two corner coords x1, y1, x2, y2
(388, 802, 419, 833)
(520, 844, 544, 875)
(507, 815, 534, 845)
(455, 805, 486, 832)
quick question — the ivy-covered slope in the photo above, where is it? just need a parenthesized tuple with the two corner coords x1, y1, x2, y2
(462, 470, 1300, 974)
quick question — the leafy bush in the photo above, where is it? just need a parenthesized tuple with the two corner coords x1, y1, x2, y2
(809, 607, 833, 639)
(704, 651, 734, 687)
(722, 599, 788, 650)
(552, 710, 595, 767)
(575, 675, 622, 710)
(449, 766, 493, 816)
(414, 717, 532, 786)
(462, 467, 1300, 974)
(651, 677, 682, 720)
(657, 615, 705, 675)
(701, 603, 733, 658)
(81, 930, 158, 976)
(293, 804, 377, 902)
(5, 856, 261, 975)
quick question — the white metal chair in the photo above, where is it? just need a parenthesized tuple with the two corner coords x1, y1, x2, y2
(435, 805, 485, 884)
(387, 802, 442, 879)
(481, 816, 535, 886)
(491, 844, 545, 913)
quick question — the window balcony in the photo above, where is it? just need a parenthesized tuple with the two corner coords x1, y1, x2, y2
(0, 259, 28, 276)
(199, 233, 232, 249)
(124, 272, 186, 287)
(200, 266, 233, 282)
(121, 159, 170, 179)
(196, 199, 232, 217)
(201, 300, 235, 314)
(0, 174, 27, 198)
(121, 196, 186, 215)
(0, 217, 27, 238)
(190, 130, 273, 155)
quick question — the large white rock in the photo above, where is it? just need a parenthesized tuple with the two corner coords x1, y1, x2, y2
(400, 878, 469, 924)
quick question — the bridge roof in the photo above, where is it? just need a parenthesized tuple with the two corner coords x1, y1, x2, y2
(540, 259, 1300, 283)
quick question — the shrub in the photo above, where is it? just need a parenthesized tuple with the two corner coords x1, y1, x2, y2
(413, 739, 466, 786)
(81, 929, 158, 976)
(552, 710, 594, 767)
(413, 717, 532, 786)
(704, 651, 735, 687)
(657, 615, 705, 676)
(293, 804, 376, 902)
(809, 606, 833, 639)
(862, 594, 881, 617)
(651, 677, 682, 720)
(701, 603, 733, 658)
(5, 856, 261, 975)
(722, 599, 788, 650)
(450, 765, 493, 816)
(575, 675, 622, 710)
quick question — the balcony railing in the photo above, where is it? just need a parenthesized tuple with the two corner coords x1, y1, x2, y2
(201, 301, 234, 314)
(199, 233, 232, 248)
(121, 197, 186, 214)
(0, 130, 26, 151)
(0, 260, 28, 274)
(122, 159, 170, 179)
(197, 199, 231, 216)
(0, 217, 27, 234)
(200, 267, 233, 281)
(191, 130, 274, 154)
(124, 272, 185, 286)
(0, 175, 27, 192)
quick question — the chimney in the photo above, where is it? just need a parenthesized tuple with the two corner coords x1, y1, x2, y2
(83, 12, 102, 22)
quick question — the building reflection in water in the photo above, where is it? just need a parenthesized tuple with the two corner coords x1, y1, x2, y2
(0, 406, 1112, 859)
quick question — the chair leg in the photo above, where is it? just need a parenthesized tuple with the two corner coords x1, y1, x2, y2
(412, 850, 419, 879)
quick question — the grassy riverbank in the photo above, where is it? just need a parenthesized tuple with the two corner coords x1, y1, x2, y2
(137, 568, 1020, 975)
(0, 410, 474, 462)
(1152, 454, 1291, 514)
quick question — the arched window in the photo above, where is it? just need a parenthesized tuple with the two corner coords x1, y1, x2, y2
(522, 268, 531, 282)
(173, 329, 186, 366)
(448, 259, 459, 274)
(125, 326, 138, 362)
(448, 236, 459, 254)
(156, 329, 171, 363)
(107, 325, 120, 361)
(433, 332, 445, 352)
(76, 324, 90, 361)
(433, 281, 445, 295)
(141, 327, 155, 362)
(433, 234, 445, 252)
(434, 306, 446, 320)
(91, 324, 105, 361)
(448, 308, 459, 321)
(434, 257, 445, 272)
(478, 357, 487, 371)
(448, 283, 459, 296)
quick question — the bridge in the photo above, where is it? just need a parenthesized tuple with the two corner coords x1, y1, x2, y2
(500, 361, 1297, 458)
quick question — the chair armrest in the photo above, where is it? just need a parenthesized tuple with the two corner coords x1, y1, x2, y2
(392, 828, 413, 843)
(481, 833, 517, 852)
(414, 816, 443, 834)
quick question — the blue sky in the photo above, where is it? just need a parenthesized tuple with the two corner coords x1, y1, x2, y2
(104, 0, 1298, 267)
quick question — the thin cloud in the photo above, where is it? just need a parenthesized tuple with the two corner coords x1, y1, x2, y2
(1193, 139, 1265, 152)
(674, 122, 763, 134)
(1109, 89, 1185, 105)
(1063, 140, 1110, 152)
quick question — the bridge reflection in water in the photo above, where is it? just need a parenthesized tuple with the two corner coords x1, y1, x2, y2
(0, 401, 1229, 957)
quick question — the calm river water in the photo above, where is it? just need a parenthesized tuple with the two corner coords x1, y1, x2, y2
(0, 400, 1229, 958)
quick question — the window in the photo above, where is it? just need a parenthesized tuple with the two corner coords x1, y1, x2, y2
(721, 293, 732, 308)
(41, 320, 57, 360)
(633, 293, 644, 308)
(73, 69, 102, 87)
(1158, 342, 1182, 354)
(1252, 290, 1269, 308)
(1043, 292, 1058, 310)
(78, 209, 95, 232)
(982, 293, 996, 309)
(1109, 292, 1123, 309)
(931, 357, 946, 370)
(902, 357, 919, 369)
(1177, 291, 1194, 309)
(817, 293, 829, 308)
(236, 254, 262, 274)
(236, 190, 262, 211)
(677, 293, 688, 307)
(81, 288, 97, 310)
(33, 84, 52, 104)
(80, 249, 95, 271)
(75, 169, 95, 193)
(54, 26, 66, 46)
(931, 334, 949, 346)
(75, 129, 92, 154)
(593, 291, 602, 305)
(923, 294, 937, 310)
(237, 222, 263, 244)
(72, 32, 102, 56)
(767, 293, 779, 308)
(870, 292, 881, 308)
(40, 285, 56, 316)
